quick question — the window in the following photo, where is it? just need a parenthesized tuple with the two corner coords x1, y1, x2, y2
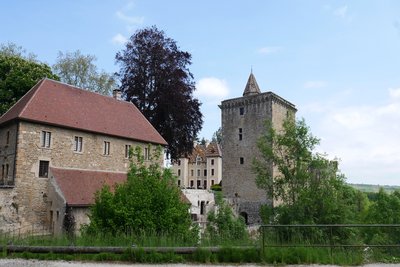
(211, 169, 215, 176)
(6, 131, 10, 145)
(178, 169, 181, 176)
(125, 144, 131, 158)
(103, 141, 110, 155)
(177, 180, 181, 186)
(240, 157, 244, 164)
(197, 169, 200, 177)
(239, 128, 242, 140)
(190, 180, 194, 187)
(39, 161, 49, 178)
(178, 160, 181, 166)
(203, 180, 207, 189)
(191, 170, 194, 176)
(196, 156, 201, 165)
(197, 180, 201, 189)
(74, 136, 83, 152)
(204, 169, 207, 176)
(5, 164, 8, 179)
(239, 107, 244, 115)
(211, 159, 214, 165)
(211, 180, 215, 186)
(1, 165, 4, 180)
(144, 147, 150, 160)
(41, 131, 51, 148)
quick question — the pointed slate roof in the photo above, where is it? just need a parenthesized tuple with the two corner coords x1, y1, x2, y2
(243, 72, 261, 96)
(0, 79, 167, 145)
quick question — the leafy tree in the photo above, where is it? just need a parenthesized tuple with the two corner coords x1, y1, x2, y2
(212, 127, 222, 145)
(0, 53, 58, 115)
(53, 50, 116, 95)
(206, 192, 247, 243)
(253, 118, 365, 226)
(85, 146, 196, 241)
(116, 26, 203, 160)
(0, 42, 37, 61)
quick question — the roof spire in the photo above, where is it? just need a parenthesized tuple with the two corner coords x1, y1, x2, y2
(243, 71, 261, 96)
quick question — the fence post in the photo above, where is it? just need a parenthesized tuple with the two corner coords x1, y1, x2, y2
(329, 225, 333, 262)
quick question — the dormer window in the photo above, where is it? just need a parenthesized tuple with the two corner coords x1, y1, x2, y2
(196, 156, 201, 165)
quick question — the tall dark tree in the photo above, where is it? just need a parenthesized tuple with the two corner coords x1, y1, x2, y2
(116, 26, 203, 160)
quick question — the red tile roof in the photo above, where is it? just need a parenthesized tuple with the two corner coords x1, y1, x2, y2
(51, 167, 191, 206)
(51, 167, 127, 206)
(0, 79, 167, 145)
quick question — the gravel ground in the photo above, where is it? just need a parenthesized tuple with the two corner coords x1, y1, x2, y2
(1, 260, 400, 267)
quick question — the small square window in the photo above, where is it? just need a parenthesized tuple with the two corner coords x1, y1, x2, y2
(240, 157, 244, 164)
(239, 107, 244, 115)
(74, 136, 83, 152)
(104, 141, 110, 155)
(39, 161, 49, 178)
(41, 131, 51, 148)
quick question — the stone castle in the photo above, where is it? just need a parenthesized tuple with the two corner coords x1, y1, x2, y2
(220, 72, 296, 225)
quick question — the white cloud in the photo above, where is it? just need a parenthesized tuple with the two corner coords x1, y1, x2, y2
(116, 11, 144, 25)
(258, 46, 282, 55)
(111, 33, 128, 45)
(389, 88, 400, 99)
(303, 87, 400, 185)
(303, 80, 327, 89)
(333, 5, 348, 18)
(195, 77, 229, 99)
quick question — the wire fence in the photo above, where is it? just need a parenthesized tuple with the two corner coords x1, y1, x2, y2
(261, 224, 400, 256)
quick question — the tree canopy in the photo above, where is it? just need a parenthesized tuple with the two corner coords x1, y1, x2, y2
(253, 118, 367, 225)
(84, 146, 196, 240)
(0, 47, 59, 115)
(116, 26, 203, 160)
(53, 50, 116, 95)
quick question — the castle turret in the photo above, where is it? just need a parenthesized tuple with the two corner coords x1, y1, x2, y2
(220, 72, 296, 225)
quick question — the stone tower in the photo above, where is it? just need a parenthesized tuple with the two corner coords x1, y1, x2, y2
(220, 72, 296, 225)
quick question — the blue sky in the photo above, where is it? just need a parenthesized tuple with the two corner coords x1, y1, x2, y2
(2, 1, 400, 185)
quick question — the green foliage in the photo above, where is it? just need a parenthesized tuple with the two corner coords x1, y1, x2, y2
(0, 52, 59, 115)
(83, 146, 197, 242)
(210, 184, 222, 191)
(253, 118, 367, 227)
(52, 50, 116, 95)
(116, 26, 203, 160)
(205, 192, 248, 244)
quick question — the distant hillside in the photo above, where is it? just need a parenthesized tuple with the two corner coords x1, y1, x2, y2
(348, 183, 400, 193)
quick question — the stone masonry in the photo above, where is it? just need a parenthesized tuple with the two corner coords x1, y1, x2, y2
(220, 72, 296, 225)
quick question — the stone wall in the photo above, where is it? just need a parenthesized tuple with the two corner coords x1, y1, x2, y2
(0, 120, 164, 234)
(220, 92, 296, 225)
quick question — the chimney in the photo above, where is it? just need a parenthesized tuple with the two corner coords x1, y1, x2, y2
(112, 89, 122, 100)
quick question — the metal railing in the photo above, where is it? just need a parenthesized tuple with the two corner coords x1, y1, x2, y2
(261, 224, 400, 255)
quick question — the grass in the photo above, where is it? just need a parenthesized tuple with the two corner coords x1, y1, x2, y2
(1, 230, 400, 264)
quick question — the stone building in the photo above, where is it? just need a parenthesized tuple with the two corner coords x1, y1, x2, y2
(0, 79, 167, 235)
(171, 142, 221, 228)
(171, 142, 222, 190)
(220, 72, 296, 225)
